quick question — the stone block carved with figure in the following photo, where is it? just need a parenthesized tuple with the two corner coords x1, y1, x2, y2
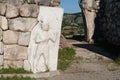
(25, 6, 64, 73)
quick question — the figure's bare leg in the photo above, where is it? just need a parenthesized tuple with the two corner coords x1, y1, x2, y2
(33, 45, 41, 73)
(44, 49, 49, 70)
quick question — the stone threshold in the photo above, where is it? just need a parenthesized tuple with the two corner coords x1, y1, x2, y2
(0, 71, 60, 78)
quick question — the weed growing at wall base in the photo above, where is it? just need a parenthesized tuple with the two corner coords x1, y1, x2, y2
(58, 48, 76, 71)
(0, 67, 31, 74)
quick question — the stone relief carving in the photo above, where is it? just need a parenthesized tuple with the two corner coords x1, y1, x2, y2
(27, 6, 63, 73)
(30, 18, 57, 73)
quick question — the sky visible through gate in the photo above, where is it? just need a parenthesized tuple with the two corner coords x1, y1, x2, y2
(60, 0, 81, 13)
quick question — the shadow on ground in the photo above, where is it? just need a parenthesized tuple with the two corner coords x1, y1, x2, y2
(68, 35, 85, 41)
(73, 43, 119, 60)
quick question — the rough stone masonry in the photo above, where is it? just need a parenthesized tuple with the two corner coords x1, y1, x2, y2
(79, 0, 120, 45)
(0, 0, 63, 73)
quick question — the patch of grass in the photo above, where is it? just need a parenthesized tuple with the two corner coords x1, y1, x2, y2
(58, 48, 76, 71)
(0, 67, 31, 74)
(115, 56, 120, 65)
(0, 75, 35, 80)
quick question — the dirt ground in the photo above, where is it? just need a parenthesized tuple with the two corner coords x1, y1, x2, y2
(37, 40, 120, 80)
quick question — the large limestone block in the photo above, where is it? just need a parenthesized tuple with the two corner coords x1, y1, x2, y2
(6, 4, 19, 18)
(0, 42, 3, 54)
(0, 55, 3, 66)
(4, 60, 23, 68)
(4, 45, 28, 60)
(0, 16, 8, 30)
(7, 0, 25, 8)
(9, 17, 38, 32)
(0, 3, 6, 16)
(50, 0, 60, 7)
(3, 30, 19, 44)
(20, 4, 39, 18)
(0, 28, 2, 41)
(18, 32, 31, 46)
(27, 0, 51, 6)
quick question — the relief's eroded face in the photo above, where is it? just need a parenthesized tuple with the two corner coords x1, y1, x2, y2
(41, 23, 49, 31)
(40, 17, 49, 31)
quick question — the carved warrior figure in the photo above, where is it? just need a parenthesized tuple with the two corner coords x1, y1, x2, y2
(79, 0, 99, 42)
(28, 16, 58, 73)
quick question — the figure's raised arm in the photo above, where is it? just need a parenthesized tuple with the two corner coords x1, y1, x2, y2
(49, 31, 58, 42)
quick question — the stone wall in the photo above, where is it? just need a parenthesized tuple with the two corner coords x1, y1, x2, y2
(93, 0, 120, 46)
(0, 0, 61, 70)
(79, 0, 120, 45)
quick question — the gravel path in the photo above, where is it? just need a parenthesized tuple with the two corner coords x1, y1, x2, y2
(37, 40, 120, 80)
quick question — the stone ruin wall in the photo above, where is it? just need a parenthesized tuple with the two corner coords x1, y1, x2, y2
(79, 0, 120, 45)
(0, 0, 60, 69)
(92, 0, 120, 46)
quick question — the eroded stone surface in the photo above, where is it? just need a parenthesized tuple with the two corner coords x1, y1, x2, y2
(20, 4, 39, 18)
(31, 0, 51, 6)
(0, 16, 8, 30)
(50, 0, 60, 7)
(24, 60, 31, 71)
(0, 42, 3, 54)
(6, 4, 19, 18)
(0, 55, 3, 66)
(0, 28, 2, 41)
(9, 17, 38, 32)
(28, 6, 64, 73)
(18, 32, 31, 46)
(0, 3, 6, 16)
(3, 30, 19, 44)
(7, 0, 25, 8)
(4, 45, 28, 60)
(4, 60, 23, 68)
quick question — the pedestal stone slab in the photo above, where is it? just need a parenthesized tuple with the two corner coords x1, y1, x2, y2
(6, 4, 19, 18)
(18, 32, 31, 46)
(4, 60, 23, 68)
(9, 17, 38, 32)
(3, 30, 19, 44)
(20, 4, 39, 18)
(4, 45, 28, 60)
(0, 3, 6, 16)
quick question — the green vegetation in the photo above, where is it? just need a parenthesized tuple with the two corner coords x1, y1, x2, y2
(0, 75, 35, 80)
(62, 25, 84, 38)
(62, 12, 85, 38)
(62, 12, 83, 27)
(58, 48, 76, 71)
(0, 67, 31, 74)
(115, 56, 120, 65)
